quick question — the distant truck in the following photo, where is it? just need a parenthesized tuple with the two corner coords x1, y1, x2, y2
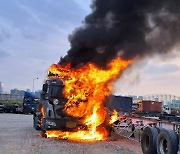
(4, 104, 20, 113)
(23, 92, 39, 114)
(132, 100, 162, 116)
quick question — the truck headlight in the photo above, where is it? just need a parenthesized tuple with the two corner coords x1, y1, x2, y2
(46, 120, 56, 127)
(53, 99, 59, 105)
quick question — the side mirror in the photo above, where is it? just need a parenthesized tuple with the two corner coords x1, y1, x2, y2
(42, 83, 48, 93)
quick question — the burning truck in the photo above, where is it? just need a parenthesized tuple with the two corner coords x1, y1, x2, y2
(34, 0, 180, 150)
(33, 58, 132, 141)
(33, 78, 85, 134)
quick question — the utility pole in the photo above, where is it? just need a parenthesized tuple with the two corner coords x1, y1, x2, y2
(32, 77, 38, 92)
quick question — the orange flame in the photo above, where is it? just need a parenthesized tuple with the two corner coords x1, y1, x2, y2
(46, 57, 132, 141)
(40, 107, 45, 127)
(41, 107, 45, 118)
(109, 110, 119, 124)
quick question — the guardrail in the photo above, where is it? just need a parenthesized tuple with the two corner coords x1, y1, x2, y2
(0, 94, 23, 101)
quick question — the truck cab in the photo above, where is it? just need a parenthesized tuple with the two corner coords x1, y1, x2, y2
(33, 78, 84, 133)
(23, 92, 39, 114)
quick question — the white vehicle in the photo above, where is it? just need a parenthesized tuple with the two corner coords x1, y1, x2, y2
(0, 102, 4, 113)
(162, 106, 171, 114)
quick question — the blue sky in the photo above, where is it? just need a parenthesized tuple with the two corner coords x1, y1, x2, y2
(0, 0, 180, 96)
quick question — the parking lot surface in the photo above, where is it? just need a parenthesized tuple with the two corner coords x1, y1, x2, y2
(0, 114, 142, 154)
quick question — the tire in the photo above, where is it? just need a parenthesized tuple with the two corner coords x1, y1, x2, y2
(141, 127, 158, 154)
(157, 129, 178, 154)
(33, 115, 41, 130)
(23, 108, 28, 114)
(156, 127, 165, 133)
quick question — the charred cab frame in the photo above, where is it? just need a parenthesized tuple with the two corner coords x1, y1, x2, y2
(33, 78, 84, 134)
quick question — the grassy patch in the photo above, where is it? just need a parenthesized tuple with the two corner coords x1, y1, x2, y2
(0, 100, 23, 107)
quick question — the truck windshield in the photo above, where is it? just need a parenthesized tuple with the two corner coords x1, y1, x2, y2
(24, 97, 39, 104)
(33, 98, 39, 104)
(132, 104, 139, 110)
(49, 85, 64, 98)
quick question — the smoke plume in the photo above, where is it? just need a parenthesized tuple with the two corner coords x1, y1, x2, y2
(59, 0, 180, 68)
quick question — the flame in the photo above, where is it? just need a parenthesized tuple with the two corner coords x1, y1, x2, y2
(46, 128, 107, 141)
(46, 57, 132, 141)
(41, 107, 45, 118)
(109, 110, 119, 124)
(40, 107, 45, 127)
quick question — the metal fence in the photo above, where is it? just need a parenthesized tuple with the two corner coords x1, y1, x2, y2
(0, 94, 24, 101)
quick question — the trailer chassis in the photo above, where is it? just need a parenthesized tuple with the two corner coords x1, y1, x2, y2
(112, 116, 180, 154)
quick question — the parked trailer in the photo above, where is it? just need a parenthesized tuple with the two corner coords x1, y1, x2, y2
(133, 100, 162, 114)
(112, 116, 180, 154)
(159, 114, 180, 122)
(109, 95, 132, 113)
(141, 122, 180, 154)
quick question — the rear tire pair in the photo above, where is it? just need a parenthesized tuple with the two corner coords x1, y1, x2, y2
(141, 127, 179, 154)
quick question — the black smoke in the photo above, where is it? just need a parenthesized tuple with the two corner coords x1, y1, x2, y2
(59, 0, 180, 68)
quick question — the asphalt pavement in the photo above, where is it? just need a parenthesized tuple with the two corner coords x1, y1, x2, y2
(0, 114, 142, 154)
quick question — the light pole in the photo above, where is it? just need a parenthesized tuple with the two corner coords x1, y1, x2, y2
(32, 77, 38, 92)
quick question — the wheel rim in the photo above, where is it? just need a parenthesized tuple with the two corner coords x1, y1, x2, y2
(159, 138, 168, 154)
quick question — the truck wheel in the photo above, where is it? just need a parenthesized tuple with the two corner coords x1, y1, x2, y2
(156, 127, 165, 133)
(157, 129, 178, 154)
(33, 115, 41, 130)
(141, 127, 158, 154)
(23, 109, 28, 114)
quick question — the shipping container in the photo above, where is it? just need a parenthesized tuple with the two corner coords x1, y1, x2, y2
(135, 100, 162, 113)
(108, 95, 132, 113)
